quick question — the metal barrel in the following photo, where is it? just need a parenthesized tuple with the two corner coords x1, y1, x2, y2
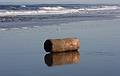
(44, 38, 80, 52)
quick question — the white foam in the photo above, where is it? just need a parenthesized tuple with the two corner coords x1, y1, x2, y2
(21, 5, 26, 8)
(0, 28, 7, 31)
(22, 27, 29, 29)
(39, 6, 65, 11)
(86, 6, 119, 11)
(0, 9, 79, 16)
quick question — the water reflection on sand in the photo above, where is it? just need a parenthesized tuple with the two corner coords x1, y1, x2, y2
(44, 50, 80, 67)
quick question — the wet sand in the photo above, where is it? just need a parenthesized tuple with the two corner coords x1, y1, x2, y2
(0, 19, 120, 76)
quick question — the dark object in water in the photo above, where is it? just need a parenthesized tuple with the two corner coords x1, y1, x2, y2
(44, 50, 80, 67)
(44, 38, 80, 53)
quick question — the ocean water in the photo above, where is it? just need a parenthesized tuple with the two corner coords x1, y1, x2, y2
(0, 4, 120, 29)
(0, 4, 120, 76)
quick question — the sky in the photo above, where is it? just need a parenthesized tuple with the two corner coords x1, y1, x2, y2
(0, 0, 120, 4)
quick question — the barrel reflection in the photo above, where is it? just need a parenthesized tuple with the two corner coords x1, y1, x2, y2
(44, 51, 80, 67)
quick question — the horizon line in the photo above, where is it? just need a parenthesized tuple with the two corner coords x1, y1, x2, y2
(0, 2, 119, 5)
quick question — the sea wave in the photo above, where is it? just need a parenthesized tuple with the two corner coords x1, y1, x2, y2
(0, 5, 119, 16)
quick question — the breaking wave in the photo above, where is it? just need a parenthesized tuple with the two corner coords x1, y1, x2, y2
(0, 4, 120, 30)
(0, 4, 119, 23)
(0, 5, 120, 16)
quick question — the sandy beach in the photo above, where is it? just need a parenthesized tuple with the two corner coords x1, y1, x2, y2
(0, 18, 120, 76)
